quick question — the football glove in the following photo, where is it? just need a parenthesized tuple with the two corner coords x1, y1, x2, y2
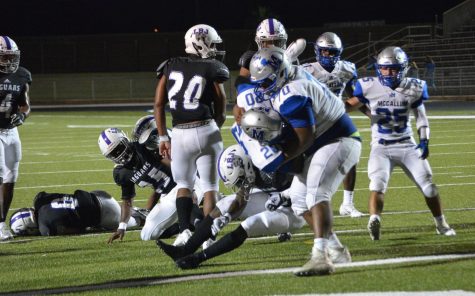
(265, 193, 291, 211)
(416, 139, 429, 160)
(211, 213, 231, 237)
(10, 112, 26, 127)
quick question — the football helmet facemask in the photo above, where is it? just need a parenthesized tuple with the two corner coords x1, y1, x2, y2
(315, 32, 343, 69)
(240, 107, 283, 145)
(0, 36, 20, 74)
(218, 144, 256, 190)
(255, 18, 288, 50)
(98, 128, 134, 165)
(250, 47, 293, 97)
(376, 46, 408, 88)
(10, 208, 39, 235)
(185, 24, 225, 59)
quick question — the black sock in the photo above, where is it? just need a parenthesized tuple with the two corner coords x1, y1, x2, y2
(159, 223, 180, 239)
(184, 215, 214, 254)
(203, 225, 248, 260)
(176, 197, 193, 232)
(190, 204, 204, 230)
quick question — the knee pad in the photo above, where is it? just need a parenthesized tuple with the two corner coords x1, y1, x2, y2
(422, 183, 438, 198)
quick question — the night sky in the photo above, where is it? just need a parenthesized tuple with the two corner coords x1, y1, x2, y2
(5, 0, 467, 37)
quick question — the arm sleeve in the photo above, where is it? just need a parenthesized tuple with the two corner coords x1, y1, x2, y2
(353, 81, 369, 104)
(279, 96, 315, 128)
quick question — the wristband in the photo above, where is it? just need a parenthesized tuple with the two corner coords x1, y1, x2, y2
(159, 135, 170, 142)
(118, 222, 127, 231)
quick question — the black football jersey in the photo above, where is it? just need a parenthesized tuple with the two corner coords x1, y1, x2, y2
(0, 66, 31, 128)
(33, 190, 100, 236)
(159, 56, 229, 126)
(113, 142, 175, 200)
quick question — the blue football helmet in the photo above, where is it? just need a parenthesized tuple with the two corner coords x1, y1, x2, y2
(314, 32, 343, 69)
(376, 46, 408, 88)
(249, 47, 292, 97)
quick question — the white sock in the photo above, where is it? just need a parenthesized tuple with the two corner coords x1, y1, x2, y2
(343, 190, 354, 205)
(313, 238, 328, 252)
(0, 222, 5, 229)
(369, 214, 381, 222)
(328, 233, 344, 249)
(434, 215, 448, 227)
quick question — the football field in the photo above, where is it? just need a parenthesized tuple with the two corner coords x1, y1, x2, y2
(1, 105, 475, 295)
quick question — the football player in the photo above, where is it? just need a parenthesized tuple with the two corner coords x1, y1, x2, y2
(154, 24, 229, 246)
(174, 145, 351, 269)
(248, 47, 362, 276)
(9, 190, 146, 236)
(345, 46, 456, 240)
(157, 144, 299, 262)
(0, 36, 31, 241)
(302, 32, 363, 218)
(99, 127, 189, 243)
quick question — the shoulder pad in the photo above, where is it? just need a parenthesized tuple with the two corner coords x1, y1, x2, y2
(238, 50, 256, 69)
(17, 67, 32, 84)
(156, 59, 169, 79)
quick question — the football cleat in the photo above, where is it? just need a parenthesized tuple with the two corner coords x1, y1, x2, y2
(293, 249, 335, 276)
(367, 217, 381, 240)
(277, 232, 292, 242)
(339, 204, 363, 218)
(202, 238, 215, 250)
(131, 207, 149, 227)
(328, 246, 352, 264)
(156, 240, 188, 261)
(0, 227, 13, 241)
(176, 253, 204, 270)
(172, 229, 192, 246)
(436, 225, 456, 236)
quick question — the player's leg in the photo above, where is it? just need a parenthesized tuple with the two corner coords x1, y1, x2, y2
(0, 131, 20, 241)
(295, 138, 361, 276)
(141, 187, 179, 240)
(401, 148, 456, 236)
(170, 128, 198, 245)
(367, 144, 392, 241)
(339, 165, 363, 217)
(196, 122, 223, 217)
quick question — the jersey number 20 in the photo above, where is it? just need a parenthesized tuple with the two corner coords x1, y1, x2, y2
(168, 71, 206, 110)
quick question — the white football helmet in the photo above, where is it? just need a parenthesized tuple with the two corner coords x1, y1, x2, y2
(10, 208, 39, 235)
(240, 107, 283, 144)
(0, 36, 20, 74)
(315, 32, 343, 69)
(255, 18, 288, 49)
(218, 145, 255, 189)
(250, 47, 293, 96)
(185, 24, 224, 59)
(376, 46, 409, 88)
(98, 128, 134, 165)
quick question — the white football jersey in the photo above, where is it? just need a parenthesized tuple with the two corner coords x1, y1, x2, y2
(302, 60, 356, 99)
(236, 84, 273, 111)
(233, 85, 282, 172)
(354, 77, 428, 144)
(272, 66, 346, 139)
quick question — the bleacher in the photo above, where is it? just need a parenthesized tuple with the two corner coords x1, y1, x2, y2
(404, 19, 475, 97)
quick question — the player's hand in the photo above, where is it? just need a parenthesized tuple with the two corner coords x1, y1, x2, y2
(159, 141, 171, 159)
(265, 193, 286, 211)
(211, 213, 231, 236)
(107, 229, 125, 244)
(416, 139, 429, 159)
(10, 112, 26, 127)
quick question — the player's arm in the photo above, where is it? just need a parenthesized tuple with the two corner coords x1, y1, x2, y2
(154, 75, 171, 159)
(212, 82, 227, 128)
(10, 84, 31, 127)
(413, 103, 430, 159)
(233, 104, 245, 124)
(345, 96, 364, 112)
(108, 197, 133, 244)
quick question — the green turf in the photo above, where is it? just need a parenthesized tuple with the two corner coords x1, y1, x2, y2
(1, 110, 474, 295)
